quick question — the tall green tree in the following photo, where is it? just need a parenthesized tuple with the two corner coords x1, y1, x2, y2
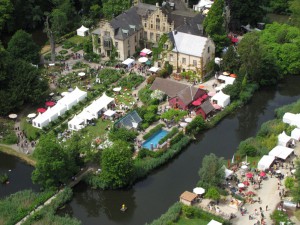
(197, 153, 225, 189)
(101, 0, 131, 19)
(228, 0, 265, 30)
(203, 0, 229, 54)
(7, 30, 40, 64)
(290, 0, 300, 28)
(100, 141, 133, 189)
(0, 0, 13, 32)
(32, 133, 70, 188)
(221, 46, 241, 73)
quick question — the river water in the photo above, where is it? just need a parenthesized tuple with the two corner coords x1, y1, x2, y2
(1, 77, 300, 224)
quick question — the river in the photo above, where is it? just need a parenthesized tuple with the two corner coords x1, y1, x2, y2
(57, 76, 300, 225)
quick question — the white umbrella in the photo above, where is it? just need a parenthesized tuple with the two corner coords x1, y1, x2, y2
(113, 87, 122, 92)
(61, 92, 69, 96)
(49, 92, 55, 96)
(27, 113, 37, 118)
(223, 71, 230, 76)
(193, 187, 205, 195)
(241, 165, 248, 170)
(291, 169, 296, 174)
(276, 170, 281, 174)
(78, 72, 86, 77)
(8, 114, 17, 119)
(180, 122, 188, 127)
(185, 118, 193, 123)
(138, 57, 148, 63)
(238, 183, 245, 188)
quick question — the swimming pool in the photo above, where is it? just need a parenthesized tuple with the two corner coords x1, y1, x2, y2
(142, 129, 169, 150)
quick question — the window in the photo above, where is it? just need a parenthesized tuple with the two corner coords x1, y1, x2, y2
(104, 40, 111, 48)
(150, 32, 154, 41)
(163, 44, 168, 49)
(208, 47, 210, 53)
(193, 60, 197, 66)
(115, 41, 118, 49)
(169, 54, 173, 61)
(97, 37, 101, 44)
(156, 18, 160, 30)
(156, 34, 160, 42)
(144, 23, 147, 28)
(151, 24, 153, 29)
(182, 57, 186, 65)
(144, 31, 147, 40)
(134, 35, 137, 42)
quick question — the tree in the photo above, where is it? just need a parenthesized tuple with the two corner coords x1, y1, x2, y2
(290, 0, 300, 28)
(205, 187, 221, 201)
(203, 0, 229, 54)
(186, 115, 206, 135)
(0, 0, 13, 32)
(101, 0, 131, 19)
(100, 141, 134, 189)
(32, 132, 71, 188)
(228, 0, 265, 30)
(221, 46, 240, 73)
(197, 153, 225, 189)
(108, 127, 138, 142)
(7, 30, 40, 64)
(285, 177, 295, 190)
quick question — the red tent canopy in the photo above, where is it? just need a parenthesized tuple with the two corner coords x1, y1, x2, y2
(260, 171, 266, 177)
(140, 52, 147, 56)
(45, 101, 55, 107)
(192, 98, 203, 106)
(231, 37, 239, 43)
(246, 172, 253, 178)
(37, 108, 46, 113)
(201, 94, 208, 100)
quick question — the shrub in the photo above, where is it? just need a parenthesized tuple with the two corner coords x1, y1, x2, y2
(186, 115, 206, 135)
(59, 49, 68, 55)
(143, 124, 165, 140)
(158, 127, 179, 144)
(109, 127, 138, 142)
(138, 86, 153, 104)
(270, 210, 291, 225)
(238, 138, 258, 157)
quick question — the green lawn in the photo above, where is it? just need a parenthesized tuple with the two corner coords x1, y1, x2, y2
(68, 35, 89, 45)
(175, 217, 211, 225)
(84, 119, 112, 140)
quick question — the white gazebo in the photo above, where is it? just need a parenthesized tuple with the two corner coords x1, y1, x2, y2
(77, 25, 89, 36)
(278, 131, 293, 147)
(211, 91, 230, 108)
(122, 58, 135, 67)
(269, 146, 294, 160)
(291, 128, 300, 141)
(257, 155, 275, 171)
(149, 67, 160, 73)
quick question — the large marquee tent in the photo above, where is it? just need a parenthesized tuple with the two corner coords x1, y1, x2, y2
(77, 25, 89, 36)
(211, 91, 230, 108)
(291, 128, 300, 141)
(269, 146, 294, 160)
(32, 87, 87, 129)
(257, 155, 275, 171)
(278, 131, 293, 147)
(283, 112, 300, 127)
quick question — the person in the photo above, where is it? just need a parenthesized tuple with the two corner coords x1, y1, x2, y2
(259, 207, 262, 212)
(255, 209, 259, 215)
(266, 205, 268, 211)
(258, 197, 261, 204)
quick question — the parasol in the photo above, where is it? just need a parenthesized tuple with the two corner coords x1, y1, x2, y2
(8, 114, 17, 119)
(45, 101, 55, 107)
(78, 72, 86, 77)
(193, 187, 205, 195)
(180, 122, 188, 127)
(260, 171, 266, 177)
(238, 183, 245, 188)
(138, 57, 148, 63)
(27, 113, 37, 118)
(246, 172, 253, 178)
(185, 118, 193, 123)
(113, 87, 122, 92)
(37, 108, 46, 113)
(223, 71, 230, 76)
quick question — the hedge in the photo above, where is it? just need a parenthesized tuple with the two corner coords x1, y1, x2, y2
(143, 124, 165, 140)
(158, 127, 179, 144)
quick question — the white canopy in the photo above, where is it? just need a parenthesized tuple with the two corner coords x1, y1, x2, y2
(141, 48, 152, 54)
(149, 67, 160, 72)
(211, 91, 230, 108)
(113, 87, 122, 92)
(77, 25, 89, 36)
(122, 58, 135, 66)
(207, 220, 222, 225)
(218, 75, 235, 85)
(283, 112, 300, 127)
(68, 115, 85, 131)
(104, 109, 116, 117)
(291, 128, 300, 140)
(269, 146, 294, 160)
(193, 187, 205, 195)
(278, 131, 292, 147)
(257, 155, 275, 171)
(78, 72, 86, 77)
(33, 87, 87, 129)
(138, 57, 148, 63)
(225, 168, 233, 178)
(84, 93, 114, 119)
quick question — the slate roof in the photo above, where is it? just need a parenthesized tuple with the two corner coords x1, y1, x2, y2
(200, 100, 214, 114)
(150, 78, 205, 106)
(176, 13, 205, 36)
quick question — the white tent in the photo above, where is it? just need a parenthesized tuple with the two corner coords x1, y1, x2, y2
(122, 58, 135, 67)
(278, 131, 292, 147)
(211, 91, 230, 108)
(291, 128, 300, 141)
(282, 112, 300, 127)
(225, 168, 233, 178)
(141, 48, 152, 54)
(77, 25, 89, 36)
(68, 115, 85, 131)
(257, 155, 275, 171)
(193, 187, 205, 195)
(84, 93, 114, 119)
(269, 146, 294, 160)
(32, 87, 87, 129)
(218, 75, 235, 85)
(193, 0, 214, 11)
(149, 67, 160, 72)
(104, 109, 116, 117)
(207, 220, 222, 225)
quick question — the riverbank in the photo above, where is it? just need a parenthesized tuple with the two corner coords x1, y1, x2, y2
(0, 144, 35, 166)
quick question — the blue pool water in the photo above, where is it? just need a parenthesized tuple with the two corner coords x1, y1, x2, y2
(142, 129, 169, 150)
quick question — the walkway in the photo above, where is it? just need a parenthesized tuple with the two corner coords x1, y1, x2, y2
(15, 167, 95, 225)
